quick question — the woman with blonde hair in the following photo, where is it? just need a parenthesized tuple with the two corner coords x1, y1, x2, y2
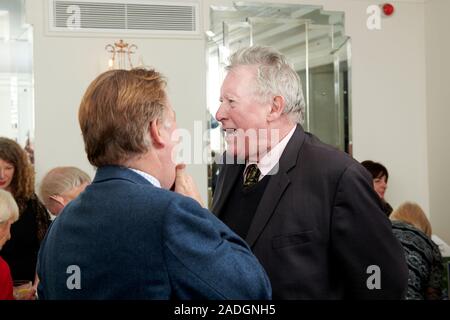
(38, 166, 91, 216)
(0, 189, 19, 300)
(0, 137, 51, 282)
(390, 202, 444, 299)
(390, 202, 432, 236)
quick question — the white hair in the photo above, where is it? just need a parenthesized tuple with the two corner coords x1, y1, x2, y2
(0, 189, 19, 224)
(38, 167, 91, 208)
(227, 46, 306, 124)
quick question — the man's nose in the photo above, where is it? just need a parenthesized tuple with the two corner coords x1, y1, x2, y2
(0, 169, 4, 179)
(215, 104, 226, 123)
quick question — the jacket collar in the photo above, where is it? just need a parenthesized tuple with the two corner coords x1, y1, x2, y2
(93, 165, 153, 186)
(245, 124, 305, 247)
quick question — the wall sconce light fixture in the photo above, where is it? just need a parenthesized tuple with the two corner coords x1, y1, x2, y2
(105, 39, 138, 70)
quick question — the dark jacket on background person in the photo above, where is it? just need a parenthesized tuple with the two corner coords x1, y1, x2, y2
(392, 220, 444, 299)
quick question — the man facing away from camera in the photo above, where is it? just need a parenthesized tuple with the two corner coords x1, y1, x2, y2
(36, 68, 271, 299)
(212, 46, 408, 299)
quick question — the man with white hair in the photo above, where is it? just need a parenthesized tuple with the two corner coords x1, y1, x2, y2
(212, 45, 408, 299)
(38, 166, 91, 216)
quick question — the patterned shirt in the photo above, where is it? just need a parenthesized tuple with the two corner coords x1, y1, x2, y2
(391, 220, 444, 299)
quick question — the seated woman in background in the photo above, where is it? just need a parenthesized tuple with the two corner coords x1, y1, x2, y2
(0, 137, 51, 283)
(390, 202, 444, 300)
(38, 166, 91, 216)
(361, 160, 393, 216)
(0, 189, 19, 300)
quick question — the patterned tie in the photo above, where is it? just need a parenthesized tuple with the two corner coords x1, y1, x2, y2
(243, 164, 261, 189)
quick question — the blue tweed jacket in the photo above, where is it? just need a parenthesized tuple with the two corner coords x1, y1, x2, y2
(37, 166, 271, 299)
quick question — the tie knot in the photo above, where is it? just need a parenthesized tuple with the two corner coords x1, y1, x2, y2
(243, 164, 261, 189)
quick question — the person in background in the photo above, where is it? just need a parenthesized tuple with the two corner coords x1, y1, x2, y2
(431, 234, 450, 258)
(0, 137, 51, 283)
(38, 166, 91, 217)
(24, 135, 34, 165)
(212, 45, 408, 299)
(361, 160, 393, 216)
(0, 189, 19, 300)
(390, 202, 444, 299)
(37, 68, 271, 299)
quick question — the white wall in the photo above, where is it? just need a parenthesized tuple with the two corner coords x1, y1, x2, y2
(425, 0, 450, 243)
(344, 0, 428, 214)
(26, 0, 207, 202)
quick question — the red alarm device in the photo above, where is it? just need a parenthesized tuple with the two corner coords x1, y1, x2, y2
(382, 3, 395, 16)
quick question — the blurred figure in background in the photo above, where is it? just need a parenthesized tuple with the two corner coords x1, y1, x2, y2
(0, 189, 19, 300)
(0, 137, 51, 283)
(390, 202, 444, 299)
(38, 166, 91, 217)
(24, 134, 34, 165)
(361, 160, 393, 216)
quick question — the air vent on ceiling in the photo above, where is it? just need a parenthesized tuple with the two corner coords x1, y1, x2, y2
(48, 0, 200, 36)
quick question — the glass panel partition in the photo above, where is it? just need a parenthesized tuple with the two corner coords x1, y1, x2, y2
(0, 0, 34, 162)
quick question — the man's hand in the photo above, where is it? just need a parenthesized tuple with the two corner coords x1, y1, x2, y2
(174, 164, 205, 207)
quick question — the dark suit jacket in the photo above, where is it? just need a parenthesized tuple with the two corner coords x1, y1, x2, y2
(212, 125, 408, 299)
(37, 166, 271, 299)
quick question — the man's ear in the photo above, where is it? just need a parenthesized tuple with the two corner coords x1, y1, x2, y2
(49, 195, 65, 205)
(267, 95, 286, 122)
(149, 119, 165, 147)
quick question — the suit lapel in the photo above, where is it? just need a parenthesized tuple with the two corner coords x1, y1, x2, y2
(245, 172, 290, 247)
(245, 125, 306, 247)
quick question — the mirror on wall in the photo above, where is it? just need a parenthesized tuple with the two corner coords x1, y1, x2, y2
(0, 0, 34, 162)
(206, 2, 352, 202)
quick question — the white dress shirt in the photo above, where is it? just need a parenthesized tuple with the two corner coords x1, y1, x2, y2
(245, 125, 296, 180)
(129, 168, 161, 188)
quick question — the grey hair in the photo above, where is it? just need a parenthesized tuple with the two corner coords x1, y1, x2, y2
(0, 189, 19, 224)
(38, 167, 91, 208)
(226, 46, 306, 124)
